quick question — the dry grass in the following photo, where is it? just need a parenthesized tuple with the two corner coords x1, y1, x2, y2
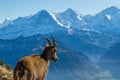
(0, 62, 13, 80)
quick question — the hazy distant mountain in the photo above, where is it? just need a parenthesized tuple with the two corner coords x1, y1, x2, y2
(83, 6, 120, 37)
(55, 8, 86, 29)
(0, 17, 12, 28)
(0, 10, 64, 38)
(0, 7, 119, 61)
(0, 35, 99, 80)
(100, 42, 120, 79)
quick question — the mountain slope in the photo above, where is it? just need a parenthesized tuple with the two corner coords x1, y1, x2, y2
(55, 8, 86, 29)
(83, 6, 120, 37)
(0, 8, 119, 62)
(0, 35, 99, 80)
(100, 42, 120, 79)
(50, 28, 118, 62)
(0, 10, 64, 39)
(0, 17, 13, 28)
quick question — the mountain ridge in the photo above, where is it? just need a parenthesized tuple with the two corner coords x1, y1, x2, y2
(0, 6, 120, 62)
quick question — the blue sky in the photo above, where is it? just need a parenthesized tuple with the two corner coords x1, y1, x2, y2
(0, 0, 120, 23)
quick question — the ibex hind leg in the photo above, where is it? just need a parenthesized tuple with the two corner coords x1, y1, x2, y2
(27, 72, 36, 80)
(22, 70, 37, 80)
(18, 70, 29, 80)
(14, 70, 21, 80)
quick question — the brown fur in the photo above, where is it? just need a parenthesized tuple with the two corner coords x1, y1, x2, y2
(14, 37, 58, 80)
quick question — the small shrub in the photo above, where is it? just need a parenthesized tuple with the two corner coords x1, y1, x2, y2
(5, 64, 12, 71)
(0, 60, 4, 66)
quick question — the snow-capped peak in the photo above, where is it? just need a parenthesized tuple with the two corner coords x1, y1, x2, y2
(62, 8, 78, 17)
(50, 13, 64, 26)
(6, 17, 12, 21)
(0, 17, 13, 27)
(32, 9, 50, 18)
(100, 6, 120, 16)
(65, 8, 83, 20)
(3, 17, 12, 23)
(64, 8, 75, 14)
(0, 9, 64, 38)
(74, 10, 83, 20)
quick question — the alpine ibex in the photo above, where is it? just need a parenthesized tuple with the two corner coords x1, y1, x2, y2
(13, 36, 58, 80)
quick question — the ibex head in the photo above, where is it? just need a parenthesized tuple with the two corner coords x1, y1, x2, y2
(42, 36, 58, 62)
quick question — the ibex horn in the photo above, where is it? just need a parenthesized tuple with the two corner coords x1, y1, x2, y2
(52, 36, 56, 47)
(41, 35, 52, 45)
